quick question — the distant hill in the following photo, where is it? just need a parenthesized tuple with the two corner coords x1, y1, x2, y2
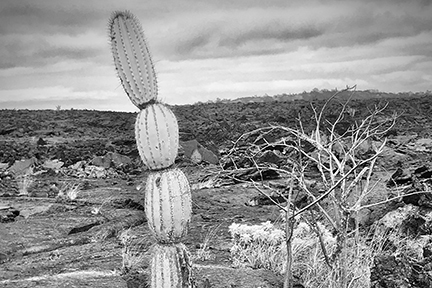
(1, 94, 431, 164)
(203, 89, 431, 104)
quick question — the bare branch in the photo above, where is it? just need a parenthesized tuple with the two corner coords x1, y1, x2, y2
(360, 190, 432, 210)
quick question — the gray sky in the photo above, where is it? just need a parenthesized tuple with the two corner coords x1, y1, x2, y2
(1, 0, 431, 111)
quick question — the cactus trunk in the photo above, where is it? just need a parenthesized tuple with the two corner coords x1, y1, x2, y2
(150, 243, 193, 288)
(109, 10, 194, 287)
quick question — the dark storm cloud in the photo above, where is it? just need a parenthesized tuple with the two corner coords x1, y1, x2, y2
(175, 30, 215, 55)
(0, 2, 103, 36)
(171, 16, 325, 60)
(0, 36, 100, 69)
(218, 22, 324, 48)
(164, 1, 432, 60)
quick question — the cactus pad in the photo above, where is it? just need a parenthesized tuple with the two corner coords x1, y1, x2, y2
(145, 168, 192, 243)
(135, 103, 179, 170)
(150, 243, 193, 288)
(109, 10, 158, 108)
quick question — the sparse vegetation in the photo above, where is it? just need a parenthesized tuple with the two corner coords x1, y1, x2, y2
(192, 222, 223, 262)
(1, 91, 432, 287)
(16, 169, 35, 196)
(56, 181, 81, 201)
(225, 87, 432, 287)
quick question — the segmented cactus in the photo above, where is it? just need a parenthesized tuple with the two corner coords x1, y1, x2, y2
(109, 10, 194, 287)
(151, 243, 193, 288)
(145, 168, 192, 243)
(135, 103, 179, 170)
(109, 10, 158, 108)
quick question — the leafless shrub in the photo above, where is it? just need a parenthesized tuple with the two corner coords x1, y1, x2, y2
(226, 86, 430, 288)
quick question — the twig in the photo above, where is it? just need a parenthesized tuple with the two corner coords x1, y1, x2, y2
(360, 190, 432, 210)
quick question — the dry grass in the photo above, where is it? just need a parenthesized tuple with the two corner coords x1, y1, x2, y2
(56, 181, 82, 200)
(118, 228, 152, 275)
(229, 220, 403, 288)
(16, 172, 34, 196)
(192, 223, 223, 262)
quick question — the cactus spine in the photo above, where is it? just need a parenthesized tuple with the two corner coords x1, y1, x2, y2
(109, 11, 193, 287)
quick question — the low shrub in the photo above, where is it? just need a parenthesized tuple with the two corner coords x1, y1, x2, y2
(229, 221, 382, 288)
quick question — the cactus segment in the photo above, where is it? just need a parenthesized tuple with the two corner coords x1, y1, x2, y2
(145, 169, 192, 243)
(109, 10, 158, 108)
(150, 243, 193, 288)
(135, 103, 179, 170)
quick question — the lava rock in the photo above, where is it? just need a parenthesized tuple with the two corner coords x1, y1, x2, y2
(0, 206, 20, 223)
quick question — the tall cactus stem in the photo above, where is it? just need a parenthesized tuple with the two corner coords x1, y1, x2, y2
(109, 10, 194, 287)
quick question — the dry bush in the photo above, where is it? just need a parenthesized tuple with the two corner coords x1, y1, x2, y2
(56, 181, 82, 201)
(226, 86, 419, 288)
(228, 220, 390, 288)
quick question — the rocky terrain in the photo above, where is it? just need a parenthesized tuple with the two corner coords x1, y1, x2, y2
(1, 94, 432, 287)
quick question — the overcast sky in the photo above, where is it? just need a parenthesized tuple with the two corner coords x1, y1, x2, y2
(0, 0, 431, 111)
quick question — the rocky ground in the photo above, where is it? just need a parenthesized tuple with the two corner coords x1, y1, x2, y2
(1, 96, 432, 287)
(0, 167, 289, 287)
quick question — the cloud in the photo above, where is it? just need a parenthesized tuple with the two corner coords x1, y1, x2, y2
(0, 2, 102, 36)
(0, 38, 100, 69)
(145, 1, 432, 61)
(0, 0, 431, 110)
(174, 16, 324, 55)
(152, 7, 328, 60)
(154, 39, 432, 105)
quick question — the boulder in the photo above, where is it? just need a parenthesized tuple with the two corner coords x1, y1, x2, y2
(386, 164, 432, 208)
(8, 157, 37, 176)
(389, 134, 418, 147)
(387, 167, 411, 187)
(70, 160, 86, 170)
(191, 149, 202, 164)
(371, 254, 420, 288)
(0, 206, 20, 223)
(37, 137, 47, 146)
(85, 165, 108, 178)
(42, 159, 64, 172)
(91, 155, 111, 169)
(180, 140, 219, 165)
(370, 205, 432, 287)
(108, 152, 132, 168)
(378, 205, 432, 236)
(407, 138, 432, 152)
(90, 152, 131, 169)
